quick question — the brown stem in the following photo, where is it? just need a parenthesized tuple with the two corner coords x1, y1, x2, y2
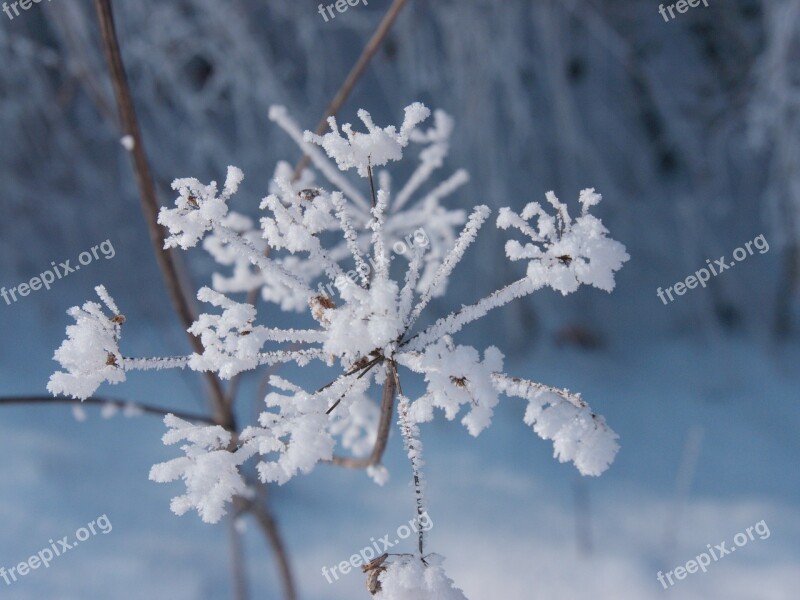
(92, 5, 298, 599)
(93, 0, 229, 426)
(0, 396, 214, 424)
(325, 368, 397, 469)
(293, 0, 409, 180)
(228, 515, 249, 600)
(236, 495, 297, 600)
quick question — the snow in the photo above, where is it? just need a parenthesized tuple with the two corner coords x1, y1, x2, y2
(375, 555, 468, 600)
(160, 167, 242, 250)
(45, 103, 629, 571)
(26, 92, 795, 600)
(497, 188, 630, 295)
(304, 103, 431, 178)
(399, 336, 504, 437)
(149, 414, 253, 524)
(47, 286, 126, 400)
(120, 135, 135, 151)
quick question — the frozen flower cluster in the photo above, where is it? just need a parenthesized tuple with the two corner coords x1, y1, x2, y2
(48, 102, 628, 597)
(47, 285, 126, 400)
(497, 188, 629, 294)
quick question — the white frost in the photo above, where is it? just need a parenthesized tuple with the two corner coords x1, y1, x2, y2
(376, 555, 468, 600)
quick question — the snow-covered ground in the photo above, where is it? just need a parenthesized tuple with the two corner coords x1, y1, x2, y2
(1, 301, 797, 598)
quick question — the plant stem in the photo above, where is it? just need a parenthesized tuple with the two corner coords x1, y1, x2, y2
(93, 0, 230, 425)
(0, 396, 214, 424)
(326, 368, 397, 469)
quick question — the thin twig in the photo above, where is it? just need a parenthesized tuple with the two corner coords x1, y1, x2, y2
(236, 495, 297, 600)
(228, 514, 249, 600)
(93, 0, 230, 426)
(572, 480, 593, 557)
(0, 396, 214, 425)
(225, 247, 273, 407)
(293, 0, 410, 180)
(367, 160, 377, 207)
(92, 5, 298, 599)
(396, 383, 426, 555)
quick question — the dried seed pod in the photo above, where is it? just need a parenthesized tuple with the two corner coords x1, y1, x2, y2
(298, 188, 321, 202)
(366, 568, 384, 595)
(362, 553, 389, 596)
(449, 375, 468, 388)
(310, 294, 336, 324)
(110, 314, 126, 325)
(106, 353, 118, 367)
(186, 195, 199, 207)
(351, 355, 371, 371)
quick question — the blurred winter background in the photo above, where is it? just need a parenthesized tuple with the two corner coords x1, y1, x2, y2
(1, 0, 799, 598)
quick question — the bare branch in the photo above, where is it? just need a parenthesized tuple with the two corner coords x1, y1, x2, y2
(228, 514, 249, 600)
(93, 0, 230, 426)
(235, 495, 297, 600)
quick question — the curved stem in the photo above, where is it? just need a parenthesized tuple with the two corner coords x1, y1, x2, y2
(324, 367, 397, 469)
(236, 495, 297, 600)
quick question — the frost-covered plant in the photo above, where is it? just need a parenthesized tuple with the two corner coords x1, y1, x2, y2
(48, 102, 628, 598)
(204, 103, 469, 312)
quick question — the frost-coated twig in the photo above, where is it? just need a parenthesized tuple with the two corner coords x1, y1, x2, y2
(270, 106, 370, 211)
(212, 222, 313, 298)
(369, 188, 390, 278)
(397, 392, 427, 555)
(406, 205, 491, 327)
(490, 373, 587, 410)
(399, 244, 424, 325)
(122, 356, 191, 371)
(255, 349, 327, 367)
(263, 191, 344, 284)
(0, 395, 215, 424)
(395, 168, 470, 215)
(293, 0, 410, 180)
(331, 192, 371, 287)
(405, 277, 535, 351)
